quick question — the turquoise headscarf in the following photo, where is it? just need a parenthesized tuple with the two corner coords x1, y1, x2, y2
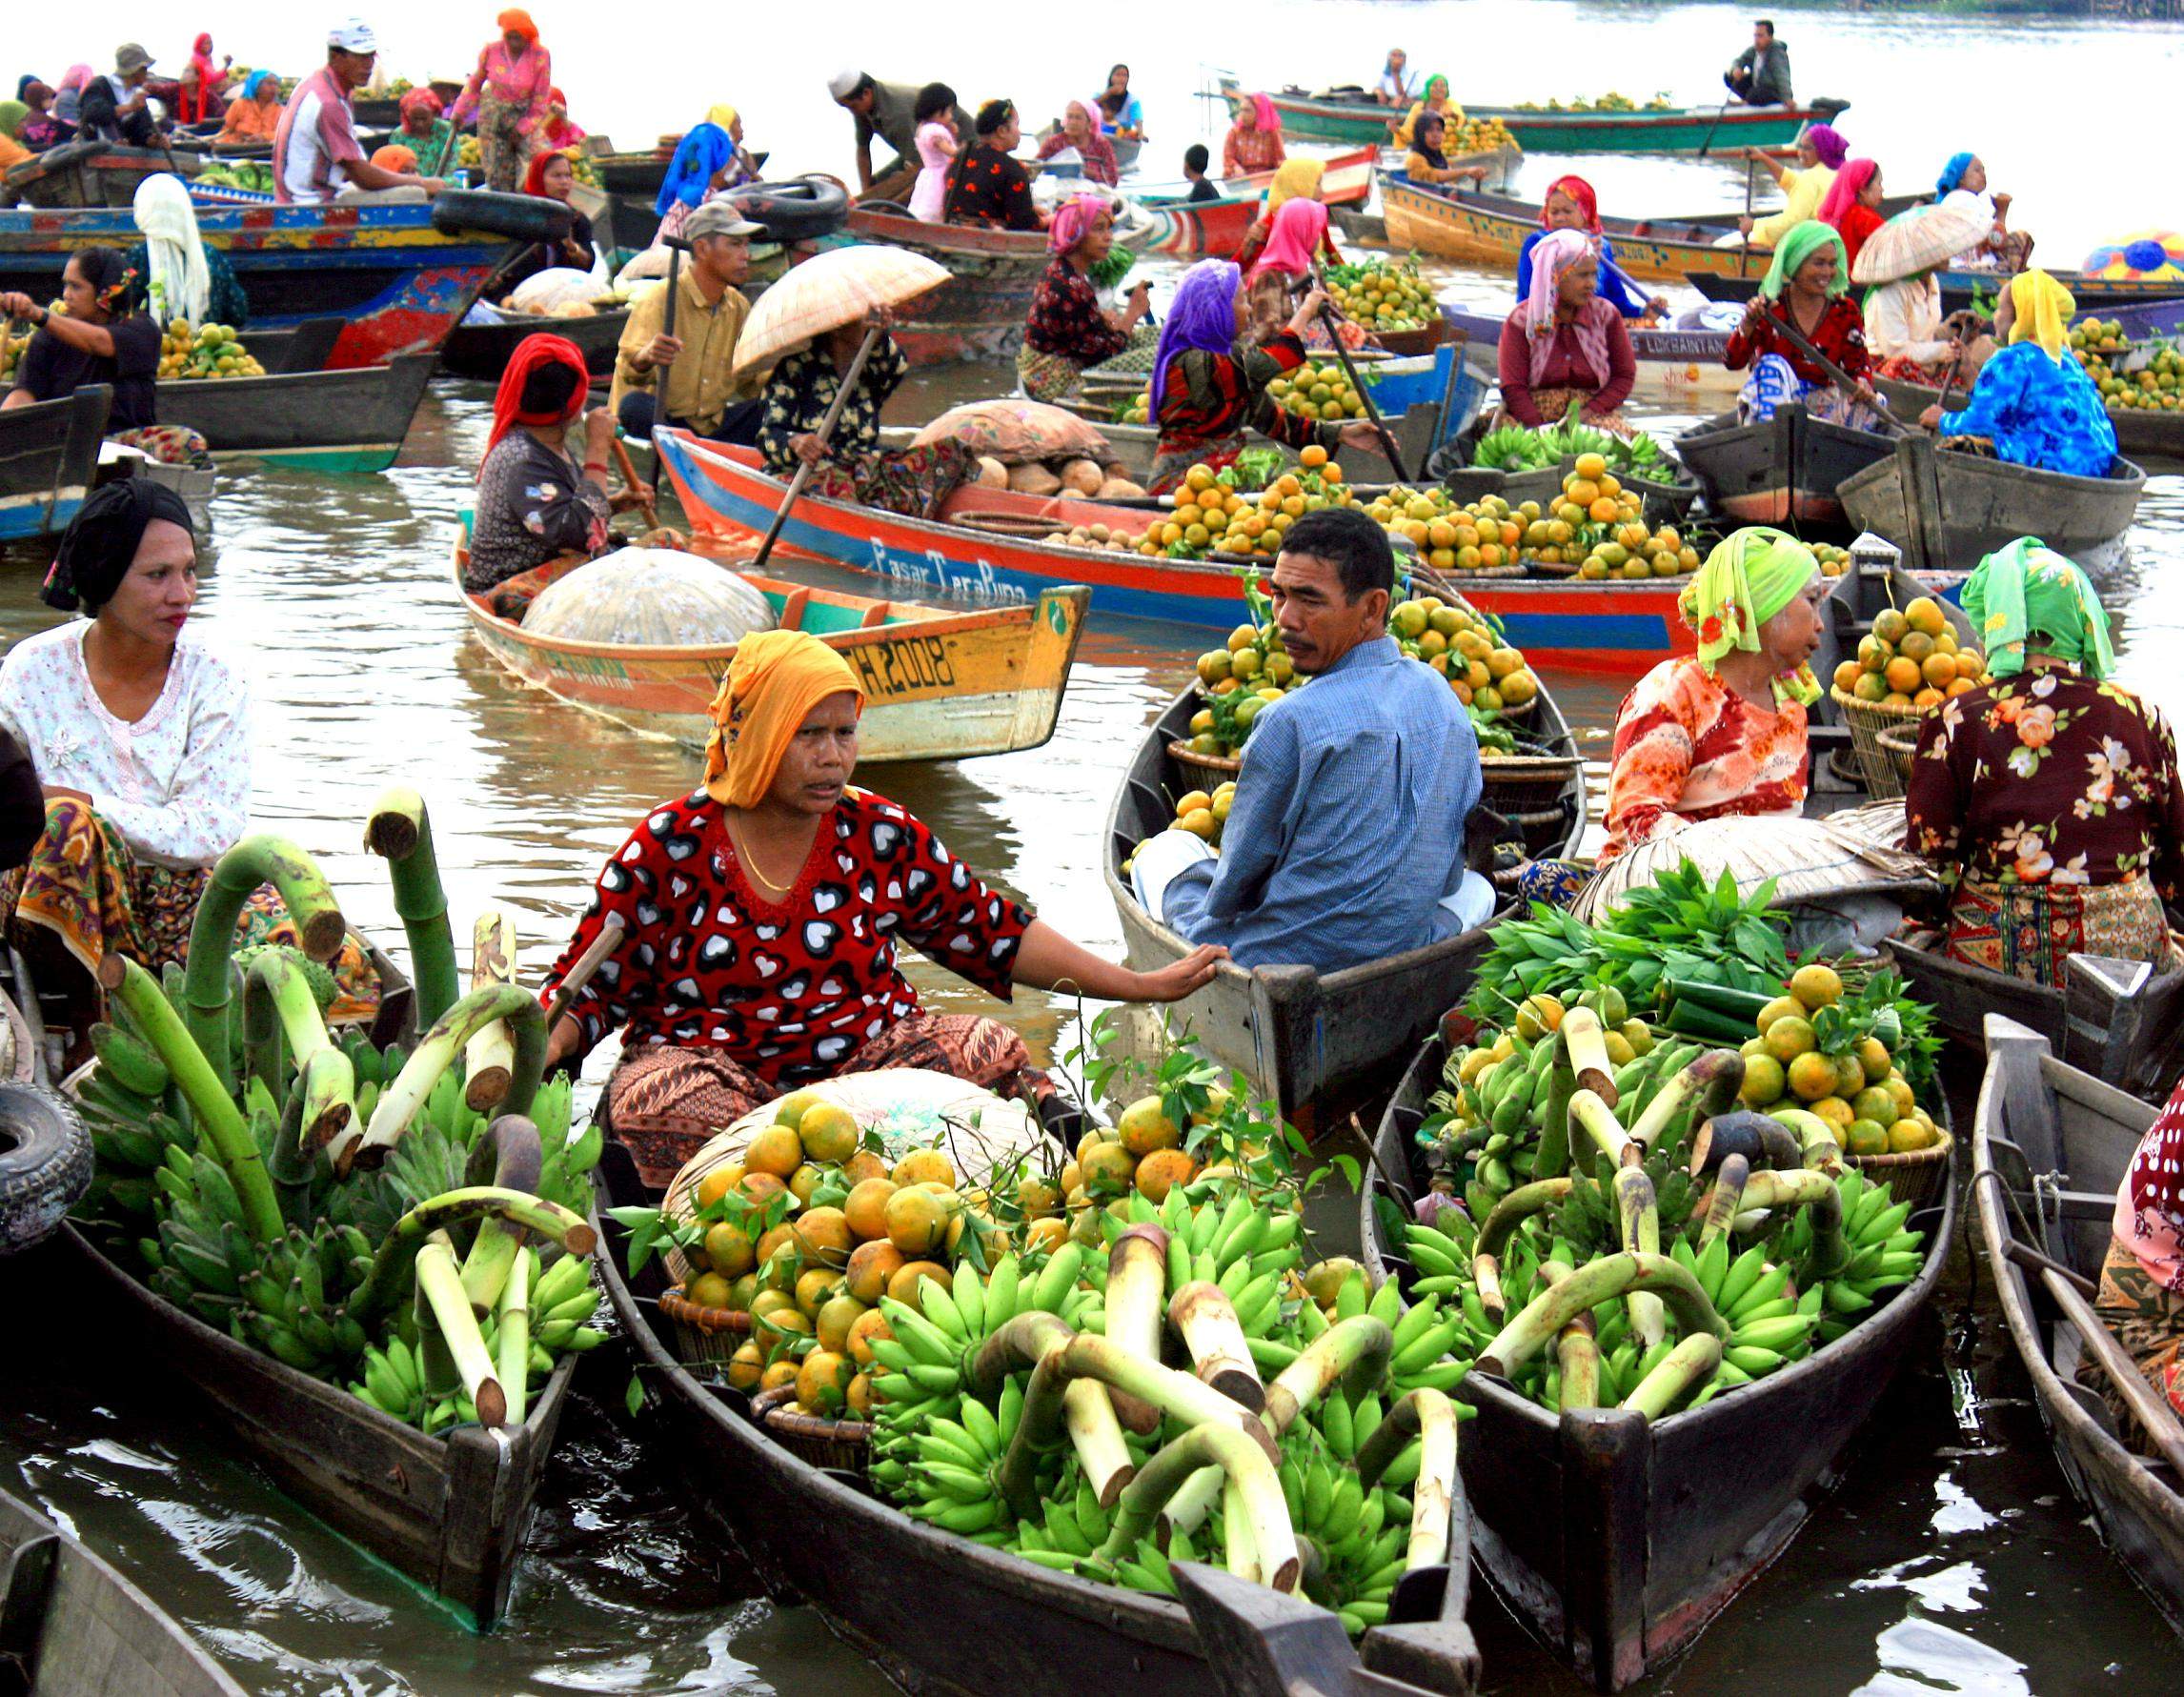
(1679, 526, 1823, 705)
(1962, 537, 2114, 680)
(1759, 221, 1849, 302)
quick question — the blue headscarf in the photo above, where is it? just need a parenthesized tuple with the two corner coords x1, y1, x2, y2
(242, 70, 278, 102)
(1150, 260, 1242, 429)
(1934, 152, 1974, 202)
(14, 75, 38, 103)
(656, 123, 734, 217)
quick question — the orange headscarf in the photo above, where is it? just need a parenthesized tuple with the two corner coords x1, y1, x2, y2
(702, 631, 866, 808)
(496, 8, 540, 42)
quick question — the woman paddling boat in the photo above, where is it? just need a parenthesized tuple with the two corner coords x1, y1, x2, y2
(1935, 151, 2032, 272)
(464, 334, 617, 595)
(1915, 271, 2118, 477)
(1017, 195, 1152, 404)
(1727, 124, 1845, 251)
(1724, 222, 1887, 429)
(539, 628, 1223, 1187)
(1402, 111, 1488, 192)
(1819, 157, 1887, 278)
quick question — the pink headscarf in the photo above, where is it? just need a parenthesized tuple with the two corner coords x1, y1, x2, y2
(1521, 228, 1611, 389)
(1048, 192, 1109, 253)
(1249, 92, 1280, 132)
(59, 65, 92, 93)
(1250, 197, 1328, 281)
(1817, 158, 1878, 229)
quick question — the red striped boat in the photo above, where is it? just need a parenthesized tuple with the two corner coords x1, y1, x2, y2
(1135, 146, 1377, 259)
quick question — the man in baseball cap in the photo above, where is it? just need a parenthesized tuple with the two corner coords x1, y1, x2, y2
(612, 201, 771, 448)
(273, 20, 443, 203)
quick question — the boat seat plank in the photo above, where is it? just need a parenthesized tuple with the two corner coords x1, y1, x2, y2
(778, 586, 811, 630)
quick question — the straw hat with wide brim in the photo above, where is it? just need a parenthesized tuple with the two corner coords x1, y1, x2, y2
(1574, 804, 1934, 924)
(732, 244, 951, 375)
(1850, 202, 1994, 286)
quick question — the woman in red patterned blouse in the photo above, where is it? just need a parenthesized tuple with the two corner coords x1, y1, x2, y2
(1222, 92, 1285, 178)
(1017, 196, 1152, 402)
(542, 631, 1222, 1187)
(944, 99, 1043, 232)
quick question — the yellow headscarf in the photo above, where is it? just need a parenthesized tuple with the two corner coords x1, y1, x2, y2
(704, 103, 739, 134)
(702, 631, 866, 808)
(1264, 157, 1325, 214)
(2007, 269, 2074, 362)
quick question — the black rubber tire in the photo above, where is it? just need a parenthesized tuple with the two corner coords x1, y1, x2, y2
(433, 188, 575, 245)
(0, 1082, 91, 1256)
(722, 175, 851, 244)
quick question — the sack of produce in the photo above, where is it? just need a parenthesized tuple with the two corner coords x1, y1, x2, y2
(520, 549, 778, 647)
(507, 267, 606, 314)
(912, 398, 1120, 470)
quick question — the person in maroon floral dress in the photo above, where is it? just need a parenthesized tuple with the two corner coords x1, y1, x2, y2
(1016, 195, 1153, 403)
(542, 630, 1223, 1188)
(943, 99, 1043, 232)
(1905, 539, 2184, 986)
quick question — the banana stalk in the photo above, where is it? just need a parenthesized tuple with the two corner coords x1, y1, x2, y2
(1222, 1474, 1258, 1583)
(99, 955, 283, 1243)
(1355, 1389, 1461, 1570)
(1263, 1316, 1394, 1436)
(300, 1046, 358, 1149)
(1629, 1050, 1744, 1150)
(1063, 1378, 1135, 1507)
(1105, 1225, 1167, 1434)
(1169, 1280, 1264, 1412)
(363, 788, 461, 1030)
(1568, 1089, 1637, 1169)
(1613, 1166, 1666, 1350)
(349, 1186, 595, 1323)
(1478, 1179, 1574, 1259)
(415, 1241, 506, 1427)
(1558, 1007, 1617, 1106)
(183, 835, 345, 1094)
(497, 1246, 533, 1426)
(1698, 1153, 1752, 1247)
(460, 1116, 545, 1313)
(1739, 1168, 1850, 1276)
(462, 910, 518, 1112)
(1620, 1332, 1723, 1420)
(1688, 1110, 1801, 1176)
(1538, 1262, 1600, 1411)
(1479, 1252, 1727, 1379)
(1155, 1464, 1224, 1546)
(342, 986, 545, 1174)
(1096, 1422, 1300, 1594)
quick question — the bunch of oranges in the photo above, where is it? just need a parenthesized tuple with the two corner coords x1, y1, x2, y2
(1832, 596, 1985, 711)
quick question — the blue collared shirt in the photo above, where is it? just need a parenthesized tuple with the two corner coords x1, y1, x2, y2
(1165, 636, 1482, 972)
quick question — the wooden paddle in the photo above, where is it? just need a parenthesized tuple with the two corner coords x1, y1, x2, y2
(610, 436, 658, 530)
(1738, 154, 1757, 280)
(543, 910, 625, 1037)
(2034, 1260, 2184, 1484)
(1758, 305, 1915, 435)
(1310, 264, 1408, 481)
(751, 323, 883, 570)
(1696, 99, 1734, 159)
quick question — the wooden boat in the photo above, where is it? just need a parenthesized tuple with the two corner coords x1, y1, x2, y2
(452, 532, 1090, 759)
(158, 354, 437, 472)
(1360, 1033, 1956, 1688)
(1689, 268, 2184, 318)
(0, 1486, 246, 1696)
(593, 1147, 1485, 1697)
(1385, 175, 1763, 286)
(1875, 370, 2184, 480)
(1223, 79, 1845, 153)
(1837, 434, 2146, 575)
(0, 196, 555, 368)
(0, 385, 111, 542)
(1132, 144, 1380, 259)
(1, 140, 212, 210)
(656, 429, 1698, 670)
(1100, 688, 1582, 1131)
(437, 304, 630, 380)
(1678, 404, 1895, 539)
(1972, 1020, 2184, 1637)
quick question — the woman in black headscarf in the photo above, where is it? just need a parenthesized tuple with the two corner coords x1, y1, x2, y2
(942, 99, 1043, 232)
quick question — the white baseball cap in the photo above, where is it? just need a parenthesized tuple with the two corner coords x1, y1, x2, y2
(827, 68, 865, 101)
(329, 20, 379, 53)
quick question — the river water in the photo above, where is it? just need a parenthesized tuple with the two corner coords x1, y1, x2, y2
(6, 2, 2184, 1690)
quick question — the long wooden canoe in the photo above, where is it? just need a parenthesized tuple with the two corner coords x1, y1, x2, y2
(1100, 687, 1582, 1132)
(1689, 268, 2184, 317)
(158, 354, 437, 472)
(0, 1487, 245, 1696)
(1972, 1018, 2184, 1634)
(1, 140, 212, 210)
(1219, 79, 1843, 154)
(656, 429, 1697, 670)
(0, 384, 111, 542)
(1678, 404, 1895, 539)
(452, 533, 1089, 759)
(1876, 371, 2184, 480)
(1837, 434, 2146, 575)
(1382, 175, 1762, 285)
(593, 1148, 1485, 1697)
(438, 304, 630, 381)
(1136, 146, 1377, 261)
(1361, 1035, 1956, 1688)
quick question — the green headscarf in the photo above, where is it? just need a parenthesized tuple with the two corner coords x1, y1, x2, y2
(1962, 537, 2114, 680)
(1758, 221, 1849, 302)
(1679, 526, 1823, 705)
(0, 102, 26, 140)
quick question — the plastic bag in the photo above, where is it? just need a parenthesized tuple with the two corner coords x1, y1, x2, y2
(507, 266, 607, 313)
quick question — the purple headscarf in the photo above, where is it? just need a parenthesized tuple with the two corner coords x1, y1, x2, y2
(1806, 124, 1848, 170)
(1150, 259, 1242, 427)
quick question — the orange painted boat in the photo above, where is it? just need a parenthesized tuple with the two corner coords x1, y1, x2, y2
(452, 534, 1090, 760)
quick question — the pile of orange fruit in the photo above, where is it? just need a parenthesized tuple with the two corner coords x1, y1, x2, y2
(1736, 965, 1944, 1157)
(1832, 596, 1985, 711)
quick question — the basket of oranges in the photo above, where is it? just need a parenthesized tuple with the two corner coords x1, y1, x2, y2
(1827, 596, 1985, 798)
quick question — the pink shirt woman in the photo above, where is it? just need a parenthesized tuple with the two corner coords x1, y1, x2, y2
(909, 119, 956, 223)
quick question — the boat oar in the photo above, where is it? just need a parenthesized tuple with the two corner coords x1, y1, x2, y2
(645, 237, 686, 496)
(1761, 309, 1915, 435)
(1696, 99, 1733, 159)
(610, 437, 658, 531)
(2032, 1259, 2184, 1484)
(1311, 264, 1407, 481)
(750, 324, 882, 570)
(543, 911, 624, 1040)
(2000, 1239, 2096, 1300)
(1738, 154, 1757, 280)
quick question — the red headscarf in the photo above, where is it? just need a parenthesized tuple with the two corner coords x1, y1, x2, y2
(1541, 174, 1602, 234)
(398, 87, 443, 123)
(497, 8, 540, 42)
(523, 149, 570, 197)
(481, 333, 590, 475)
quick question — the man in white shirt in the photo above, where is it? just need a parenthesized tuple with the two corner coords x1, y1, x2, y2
(273, 20, 443, 205)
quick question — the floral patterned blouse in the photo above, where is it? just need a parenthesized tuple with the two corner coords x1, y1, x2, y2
(540, 785, 1032, 1086)
(1602, 657, 1810, 861)
(1024, 256, 1129, 364)
(465, 431, 611, 593)
(1904, 668, 2184, 895)
(757, 338, 908, 480)
(943, 142, 1041, 232)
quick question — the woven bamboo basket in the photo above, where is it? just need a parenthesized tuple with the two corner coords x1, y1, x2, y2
(658, 1283, 754, 1364)
(1479, 753, 1583, 817)
(754, 1384, 872, 1471)
(1847, 1128, 1953, 1212)
(1829, 684, 1933, 799)
(1875, 721, 1923, 788)
(1168, 738, 1243, 793)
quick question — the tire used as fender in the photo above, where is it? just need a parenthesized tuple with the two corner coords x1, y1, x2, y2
(721, 175, 850, 244)
(0, 1082, 92, 1256)
(432, 188, 576, 245)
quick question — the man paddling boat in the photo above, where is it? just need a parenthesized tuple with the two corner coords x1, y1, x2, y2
(611, 201, 769, 448)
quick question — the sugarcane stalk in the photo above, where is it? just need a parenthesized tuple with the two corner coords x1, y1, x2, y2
(497, 1246, 533, 1426)
(99, 955, 283, 1243)
(462, 909, 517, 1113)
(1096, 1422, 1300, 1593)
(1620, 1332, 1723, 1420)
(349, 1186, 596, 1323)
(1558, 1007, 1617, 1106)
(1629, 1050, 1744, 1151)
(460, 1116, 545, 1314)
(1613, 1166, 1666, 1350)
(1155, 1465, 1224, 1547)
(1168, 1281, 1264, 1412)
(342, 986, 545, 1174)
(1698, 1153, 1752, 1246)
(1478, 1179, 1574, 1259)
(183, 835, 345, 1095)
(415, 1240, 507, 1427)
(1105, 1225, 1167, 1434)
(1568, 1089, 1637, 1169)
(1355, 1389, 1461, 1570)
(1063, 1378, 1135, 1507)
(1222, 1473, 1258, 1583)
(1478, 1252, 1726, 1379)
(363, 788, 461, 1031)
(1263, 1316, 1395, 1436)
(1688, 1110, 1802, 1176)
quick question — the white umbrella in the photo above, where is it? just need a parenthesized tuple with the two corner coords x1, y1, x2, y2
(1851, 203, 1994, 287)
(733, 244, 951, 375)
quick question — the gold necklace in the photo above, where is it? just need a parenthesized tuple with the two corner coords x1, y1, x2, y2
(728, 816, 801, 897)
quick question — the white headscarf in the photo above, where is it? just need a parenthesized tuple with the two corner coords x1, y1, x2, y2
(131, 173, 212, 329)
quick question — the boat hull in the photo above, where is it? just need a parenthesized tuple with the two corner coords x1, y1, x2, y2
(1231, 82, 1836, 152)
(1878, 372, 2184, 479)
(455, 543, 1088, 759)
(0, 385, 111, 541)
(1362, 1037, 1955, 1689)
(2, 141, 211, 210)
(1690, 268, 2184, 317)
(1973, 1020, 2184, 1638)
(158, 354, 437, 471)
(1837, 435, 2146, 574)
(438, 306, 629, 380)
(1678, 406, 1895, 540)
(1382, 176, 1759, 285)
(1440, 307, 1742, 411)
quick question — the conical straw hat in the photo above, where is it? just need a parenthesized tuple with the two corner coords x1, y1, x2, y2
(1575, 806, 1932, 923)
(732, 244, 951, 374)
(1850, 202, 1994, 286)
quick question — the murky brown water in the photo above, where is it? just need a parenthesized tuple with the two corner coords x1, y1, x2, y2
(10, 3, 2184, 1687)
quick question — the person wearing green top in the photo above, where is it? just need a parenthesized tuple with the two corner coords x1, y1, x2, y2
(396, 89, 459, 178)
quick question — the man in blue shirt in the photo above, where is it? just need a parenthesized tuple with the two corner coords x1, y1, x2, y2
(1160, 508, 1486, 973)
